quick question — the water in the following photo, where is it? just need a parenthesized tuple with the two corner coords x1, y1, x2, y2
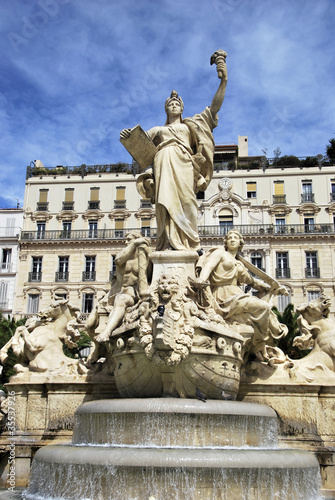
(24, 398, 321, 500)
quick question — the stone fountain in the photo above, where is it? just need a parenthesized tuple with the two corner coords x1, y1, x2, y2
(2, 50, 326, 498)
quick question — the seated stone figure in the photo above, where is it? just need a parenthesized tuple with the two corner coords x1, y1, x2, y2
(194, 229, 288, 360)
(95, 231, 151, 342)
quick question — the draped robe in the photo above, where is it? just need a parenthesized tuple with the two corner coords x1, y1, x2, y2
(136, 107, 217, 251)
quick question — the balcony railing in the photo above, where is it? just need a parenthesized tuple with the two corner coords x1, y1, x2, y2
(21, 223, 335, 242)
(276, 268, 291, 279)
(301, 193, 315, 203)
(114, 200, 126, 209)
(0, 300, 8, 310)
(62, 202, 74, 211)
(88, 201, 100, 210)
(272, 195, 286, 204)
(305, 267, 320, 278)
(82, 271, 96, 281)
(140, 200, 153, 208)
(1, 262, 13, 273)
(36, 202, 49, 211)
(28, 272, 42, 282)
(55, 271, 69, 282)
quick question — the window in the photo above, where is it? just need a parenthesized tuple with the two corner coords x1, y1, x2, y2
(331, 180, 335, 202)
(29, 257, 42, 282)
(305, 252, 319, 278)
(5, 218, 15, 237)
(56, 256, 69, 281)
(37, 189, 49, 211)
(110, 254, 117, 281)
(276, 252, 290, 279)
(304, 215, 315, 232)
(246, 182, 256, 199)
(277, 292, 291, 312)
(62, 221, 72, 238)
(82, 293, 94, 313)
(115, 219, 124, 238)
(89, 188, 100, 210)
(83, 256, 96, 281)
(88, 220, 98, 238)
(251, 252, 263, 270)
(27, 294, 40, 314)
(275, 217, 286, 234)
(115, 187, 126, 208)
(141, 218, 151, 237)
(1, 249, 12, 272)
(307, 290, 321, 302)
(218, 209, 233, 234)
(36, 221, 46, 239)
(273, 181, 285, 204)
(196, 191, 205, 200)
(301, 181, 314, 203)
(63, 188, 74, 210)
(0, 282, 8, 309)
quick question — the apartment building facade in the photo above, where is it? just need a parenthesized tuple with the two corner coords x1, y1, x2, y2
(13, 150, 335, 317)
(0, 208, 23, 316)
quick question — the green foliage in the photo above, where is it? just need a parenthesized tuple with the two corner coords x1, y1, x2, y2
(272, 304, 309, 359)
(0, 315, 26, 391)
(276, 155, 301, 167)
(62, 331, 92, 359)
(326, 138, 335, 163)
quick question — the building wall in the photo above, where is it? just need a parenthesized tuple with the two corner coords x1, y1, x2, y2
(14, 160, 335, 316)
(0, 209, 23, 316)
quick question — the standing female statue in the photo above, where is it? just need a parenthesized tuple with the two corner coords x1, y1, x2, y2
(120, 50, 228, 251)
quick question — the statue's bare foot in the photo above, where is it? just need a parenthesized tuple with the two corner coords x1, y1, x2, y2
(95, 332, 110, 343)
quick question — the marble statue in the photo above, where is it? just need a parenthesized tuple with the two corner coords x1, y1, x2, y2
(243, 295, 335, 385)
(0, 299, 87, 381)
(193, 230, 288, 361)
(95, 231, 151, 342)
(120, 50, 228, 251)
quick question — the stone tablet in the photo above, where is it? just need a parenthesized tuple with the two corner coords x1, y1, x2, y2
(120, 125, 157, 171)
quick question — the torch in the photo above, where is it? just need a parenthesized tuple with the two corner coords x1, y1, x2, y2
(210, 50, 227, 79)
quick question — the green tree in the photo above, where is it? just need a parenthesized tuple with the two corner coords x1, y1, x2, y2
(326, 138, 335, 163)
(0, 315, 26, 390)
(62, 331, 92, 359)
(272, 304, 310, 359)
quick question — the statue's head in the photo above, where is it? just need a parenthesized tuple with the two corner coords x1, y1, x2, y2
(165, 90, 184, 124)
(224, 229, 244, 252)
(125, 230, 142, 242)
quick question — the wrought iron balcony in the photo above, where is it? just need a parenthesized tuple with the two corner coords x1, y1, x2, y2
(140, 200, 153, 208)
(55, 271, 69, 282)
(82, 271, 96, 281)
(36, 202, 49, 211)
(276, 268, 291, 279)
(301, 193, 315, 203)
(62, 202, 74, 211)
(28, 272, 42, 282)
(305, 267, 320, 278)
(272, 195, 286, 204)
(0, 300, 8, 309)
(88, 201, 100, 210)
(114, 200, 126, 209)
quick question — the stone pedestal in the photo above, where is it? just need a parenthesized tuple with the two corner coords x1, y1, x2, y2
(150, 250, 199, 287)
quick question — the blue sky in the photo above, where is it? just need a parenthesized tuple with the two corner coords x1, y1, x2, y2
(0, 0, 334, 208)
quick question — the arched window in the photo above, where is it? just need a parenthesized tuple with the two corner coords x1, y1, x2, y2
(218, 208, 233, 234)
